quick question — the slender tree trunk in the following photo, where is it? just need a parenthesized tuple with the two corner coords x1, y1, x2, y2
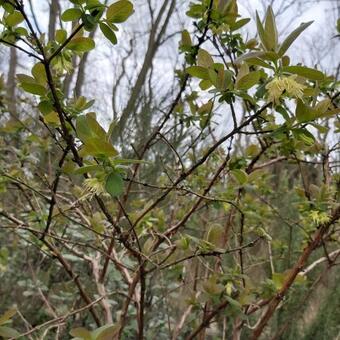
(7, 47, 17, 117)
(48, 0, 59, 42)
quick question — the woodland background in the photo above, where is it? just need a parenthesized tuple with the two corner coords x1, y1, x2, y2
(0, 0, 339, 339)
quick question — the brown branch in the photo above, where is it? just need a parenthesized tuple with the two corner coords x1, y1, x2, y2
(10, 296, 104, 339)
(186, 299, 229, 340)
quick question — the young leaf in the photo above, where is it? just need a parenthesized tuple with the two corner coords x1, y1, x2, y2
(74, 165, 103, 175)
(236, 71, 261, 90)
(278, 21, 313, 56)
(230, 18, 250, 31)
(0, 326, 20, 338)
(61, 8, 82, 22)
(5, 11, 24, 26)
(31, 63, 47, 85)
(69, 327, 92, 340)
(295, 99, 315, 123)
(105, 172, 124, 198)
(100, 22, 117, 45)
(106, 0, 134, 23)
(231, 169, 248, 185)
(67, 37, 95, 52)
(292, 128, 315, 146)
(256, 11, 270, 50)
(186, 66, 209, 79)
(264, 6, 278, 50)
(0, 309, 16, 326)
(38, 100, 54, 115)
(197, 49, 214, 68)
(20, 82, 46, 96)
(93, 324, 120, 340)
(181, 29, 192, 47)
(282, 66, 324, 81)
(55, 29, 67, 43)
(81, 138, 118, 157)
(16, 74, 36, 84)
(43, 111, 60, 124)
(86, 112, 107, 138)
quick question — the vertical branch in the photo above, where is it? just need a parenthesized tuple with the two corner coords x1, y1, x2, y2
(6, 47, 17, 118)
(48, 0, 59, 41)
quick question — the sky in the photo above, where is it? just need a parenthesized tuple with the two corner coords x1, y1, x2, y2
(0, 0, 339, 127)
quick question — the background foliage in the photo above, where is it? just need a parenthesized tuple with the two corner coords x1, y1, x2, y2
(0, 0, 339, 339)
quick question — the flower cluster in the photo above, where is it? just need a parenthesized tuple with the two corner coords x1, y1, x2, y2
(265, 75, 306, 104)
(83, 177, 105, 196)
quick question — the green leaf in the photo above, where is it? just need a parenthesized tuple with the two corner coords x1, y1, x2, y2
(197, 49, 214, 68)
(231, 169, 248, 185)
(2, 3, 15, 13)
(199, 79, 213, 90)
(106, 0, 134, 23)
(272, 272, 285, 289)
(20, 82, 46, 96)
(82, 13, 97, 31)
(15, 27, 28, 36)
(38, 100, 54, 115)
(81, 138, 118, 157)
(76, 115, 91, 141)
(67, 37, 95, 52)
(181, 29, 192, 47)
(236, 51, 266, 63)
(100, 23, 117, 45)
(278, 21, 313, 56)
(225, 295, 242, 310)
(230, 18, 250, 31)
(0, 309, 16, 326)
(264, 6, 278, 50)
(282, 66, 324, 81)
(295, 99, 316, 123)
(94, 324, 119, 340)
(16, 74, 36, 84)
(0, 326, 20, 338)
(5, 11, 24, 26)
(86, 112, 107, 138)
(203, 277, 224, 296)
(43, 111, 60, 124)
(236, 71, 261, 90)
(31, 63, 47, 85)
(111, 158, 150, 165)
(69, 327, 92, 340)
(256, 11, 270, 50)
(292, 128, 315, 146)
(206, 225, 224, 249)
(61, 8, 82, 22)
(315, 98, 331, 114)
(186, 66, 209, 79)
(74, 165, 103, 175)
(55, 29, 67, 43)
(246, 57, 273, 69)
(76, 112, 110, 155)
(69, 0, 86, 4)
(105, 172, 124, 198)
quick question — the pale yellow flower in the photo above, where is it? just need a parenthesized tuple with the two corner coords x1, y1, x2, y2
(266, 77, 285, 104)
(266, 75, 306, 104)
(83, 178, 105, 196)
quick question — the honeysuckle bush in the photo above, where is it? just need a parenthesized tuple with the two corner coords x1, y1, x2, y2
(0, 0, 339, 339)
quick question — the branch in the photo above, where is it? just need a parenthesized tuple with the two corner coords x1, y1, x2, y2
(301, 248, 340, 276)
(0, 38, 43, 60)
(10, 296, 104, 339)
